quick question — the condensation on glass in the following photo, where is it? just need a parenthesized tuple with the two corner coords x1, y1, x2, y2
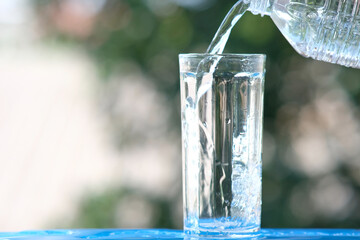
(179, 54, 266, 236)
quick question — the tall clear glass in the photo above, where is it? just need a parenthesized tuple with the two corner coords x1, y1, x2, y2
(179, 54, 266, 236)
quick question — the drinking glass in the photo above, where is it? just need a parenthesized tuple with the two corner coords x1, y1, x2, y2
(179, 54, 266, 236)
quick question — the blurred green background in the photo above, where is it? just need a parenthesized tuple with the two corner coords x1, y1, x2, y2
(1, 0, 360, 231)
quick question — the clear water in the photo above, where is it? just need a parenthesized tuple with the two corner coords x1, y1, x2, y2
(194, 0, 250, 104)
(206, 0, 250, 54)
(181, 0, 264, 234)
(181, 69, 264, 234)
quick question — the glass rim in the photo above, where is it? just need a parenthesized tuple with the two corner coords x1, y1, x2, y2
(179, 53, 266, 60)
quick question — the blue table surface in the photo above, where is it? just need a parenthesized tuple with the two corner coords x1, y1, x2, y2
(0, 229, 360, 239)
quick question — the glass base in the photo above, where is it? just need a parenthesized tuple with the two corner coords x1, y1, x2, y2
(184, 218, 260, 238)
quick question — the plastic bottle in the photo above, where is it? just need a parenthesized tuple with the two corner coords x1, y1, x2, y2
(248, 0, 360, 68)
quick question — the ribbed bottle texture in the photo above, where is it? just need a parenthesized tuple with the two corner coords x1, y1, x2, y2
(251, 0, 360, 68)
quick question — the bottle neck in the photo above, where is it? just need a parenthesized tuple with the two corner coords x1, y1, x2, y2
(248, 0, 272, 16)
